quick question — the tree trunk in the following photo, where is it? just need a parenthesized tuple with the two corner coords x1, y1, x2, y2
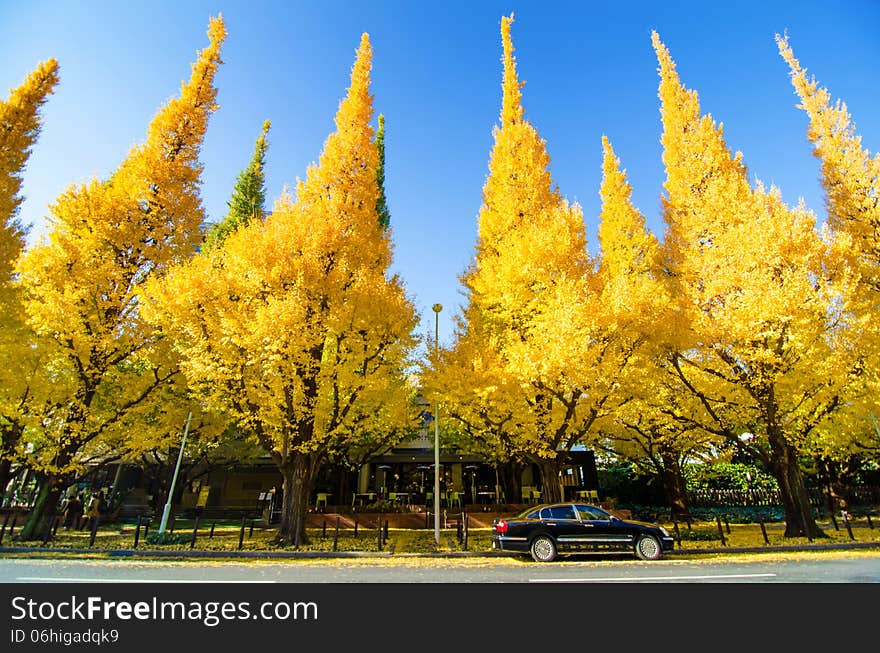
(275, 453, 315, 547)
(18, 473, 65, 541)
(537, 457, 564, 504)
(0, 459, 14, 504)
(498, 460, 524, 505)
(336, 463, 353, 511)
(658, 454, 690, 519)
(768, 428, 824, 539)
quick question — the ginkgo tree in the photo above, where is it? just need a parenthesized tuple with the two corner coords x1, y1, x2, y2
(433, 15, 638, 503)
(592, 136, 718, 518)
(422, 307, 532, 504)
(0, 58, 60, 499)
(652, 32, 862, 538)
(13, 17, 226, 539)
(143, 33, 419, 547)
(777, 36, 880, 457)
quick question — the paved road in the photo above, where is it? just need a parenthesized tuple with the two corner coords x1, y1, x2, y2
(2, 552, 880, 583)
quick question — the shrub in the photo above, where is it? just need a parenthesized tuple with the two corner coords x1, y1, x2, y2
(620, 503, 787, 523)
(145, 532, 192, 545)
(684, 462, 778, 492)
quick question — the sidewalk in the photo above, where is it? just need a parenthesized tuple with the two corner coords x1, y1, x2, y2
(1, 539, 878, 560)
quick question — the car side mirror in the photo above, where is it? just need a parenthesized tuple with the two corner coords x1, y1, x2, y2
(608, 515, 619, 523)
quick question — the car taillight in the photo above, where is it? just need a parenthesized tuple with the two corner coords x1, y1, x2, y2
(495, 520, 508, 534)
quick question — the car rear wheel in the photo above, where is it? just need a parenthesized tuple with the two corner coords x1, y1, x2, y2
(530, 535, 557, 562)
(634, 534, 662, 561)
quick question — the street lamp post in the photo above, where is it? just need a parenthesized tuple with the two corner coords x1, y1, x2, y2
(432, 303, 442, 547)
(159, 411, 192, 535)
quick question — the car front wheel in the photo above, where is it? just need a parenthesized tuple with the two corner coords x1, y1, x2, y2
(530, 535, 557, 562)
(634, 534, 662, 561)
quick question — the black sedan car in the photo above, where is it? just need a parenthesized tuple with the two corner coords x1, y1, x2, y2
(491, 502, 674, 562)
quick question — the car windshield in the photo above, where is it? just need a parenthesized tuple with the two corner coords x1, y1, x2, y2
(575, 504, 611, 520)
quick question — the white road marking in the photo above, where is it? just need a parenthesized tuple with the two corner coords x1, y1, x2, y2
(16, 577, 276, 583)
(529, 573, 777, 583)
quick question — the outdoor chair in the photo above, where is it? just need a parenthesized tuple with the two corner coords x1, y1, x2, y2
(315, 493, 329, 510)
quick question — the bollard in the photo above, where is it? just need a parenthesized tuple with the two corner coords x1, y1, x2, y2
(249, 519, 255, 538)
(830, 511, 839, 531)
(867, 514, 874, 530)
(383, 520, 389, 545)
(322, 519, 327, 538)
(463, 512, 468, 551)
(673, 520, 681, 548)
(89, 516, 100, 548)
(169, 515, 175, 534)
(53, 516, 61, 537)
(685, 515, 692, 531)
(143, 518, 150, 539)
(238, 515, 246, 550)
(333, 517, 339, 552)
(354, 520, 358, 538)
(724, 517, 731, 534)
(842, 511, 855, 540)
(759, 518, 770, 545)
(715, 515, 727, 546)
(8, 514, 17, 541)
(133, 516, 142, 549)
(425, 510, 430, 529)
(0, 513, 9, 545)
(210, 522, 216, 539)
(190, 515, 200, 550)
(377, 515, 382, 551)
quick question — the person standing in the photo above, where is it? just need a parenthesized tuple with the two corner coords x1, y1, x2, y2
(82, 491, 102, 532)
(62, 493, 82, 530)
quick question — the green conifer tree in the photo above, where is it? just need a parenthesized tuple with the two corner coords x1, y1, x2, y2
(375, 113, 391, 229)
(205, 119, 271, 248)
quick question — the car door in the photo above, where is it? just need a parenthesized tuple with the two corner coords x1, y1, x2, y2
(574, 504, 633, 551)
(542, 504, 581, 550)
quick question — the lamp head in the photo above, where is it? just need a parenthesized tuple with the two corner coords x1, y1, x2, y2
(432, 303, 443, 313)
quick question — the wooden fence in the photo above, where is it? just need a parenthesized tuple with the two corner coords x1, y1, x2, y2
(688, 486, 880, 508)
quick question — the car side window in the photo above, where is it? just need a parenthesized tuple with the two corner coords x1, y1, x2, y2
(526, 509, 541, 519)
(547, 505, 577, 520)
(575, 504, 608, 521)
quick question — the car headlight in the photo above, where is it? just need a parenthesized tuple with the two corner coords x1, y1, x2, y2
(659, 527, 670, 537)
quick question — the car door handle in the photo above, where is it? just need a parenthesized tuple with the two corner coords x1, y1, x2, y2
(545, 522, 556, 526)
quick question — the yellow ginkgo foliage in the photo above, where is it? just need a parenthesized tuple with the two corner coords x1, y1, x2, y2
(0, 58, 59, 499)
(144, 34, 418, 547)
(653, 32, 861, 539)
(778, 35, 880, 445)
(13, 17, 225, 540)
(434, 15, 635, 503)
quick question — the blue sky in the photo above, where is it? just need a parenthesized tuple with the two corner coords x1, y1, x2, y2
(2, 1, 878, 347)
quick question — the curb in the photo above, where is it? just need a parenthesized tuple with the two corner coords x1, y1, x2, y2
(666, 541, 880, 555)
